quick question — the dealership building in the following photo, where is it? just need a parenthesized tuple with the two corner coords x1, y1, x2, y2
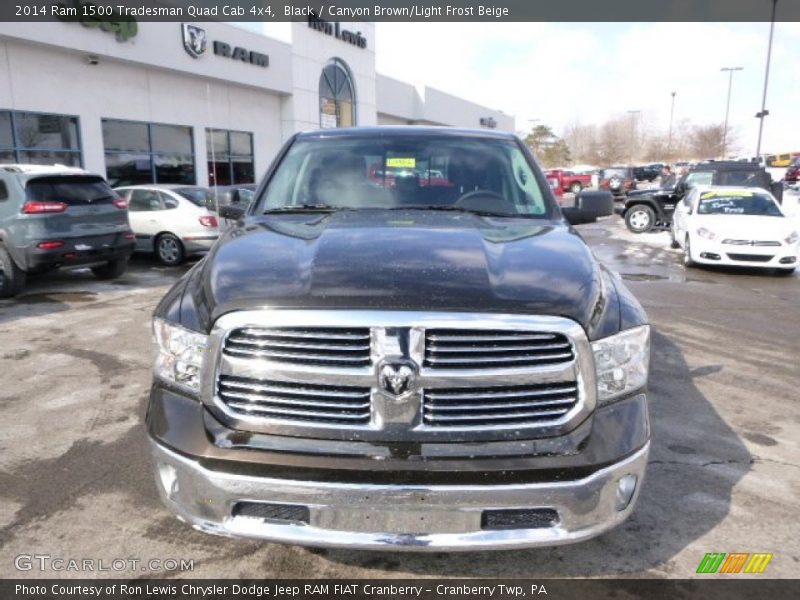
(0, 20, 514, 187)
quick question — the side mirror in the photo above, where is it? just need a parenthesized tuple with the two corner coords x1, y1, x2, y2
(562, 190, 614, 225)
(219, 204, 245, 221)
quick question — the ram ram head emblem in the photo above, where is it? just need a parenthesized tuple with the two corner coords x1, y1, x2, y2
(378, 362, 417, 398)
(182, 24, 207, 58)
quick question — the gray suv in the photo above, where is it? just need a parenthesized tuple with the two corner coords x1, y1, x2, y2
(0, 165, 135, 297)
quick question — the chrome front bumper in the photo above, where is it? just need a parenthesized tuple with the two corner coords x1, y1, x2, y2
(151, 440, 649, 551)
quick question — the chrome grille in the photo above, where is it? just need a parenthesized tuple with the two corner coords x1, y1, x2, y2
(207, 311, 595, 442)
(423, 383, 579, 427)
(218, 375, 371, 425)
(223, 327, 371, 367)
(722, 239, 781, 247)
(424, 329, 574, 369)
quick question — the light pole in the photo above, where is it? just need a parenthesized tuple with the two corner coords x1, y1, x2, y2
(627, 110, 640, 164)
(755, 0, 778, 158)
(720, 66, 743, 159)
(667, 91, 677, 159)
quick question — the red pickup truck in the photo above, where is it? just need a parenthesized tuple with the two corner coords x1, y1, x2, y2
(546, 169, 593, 194)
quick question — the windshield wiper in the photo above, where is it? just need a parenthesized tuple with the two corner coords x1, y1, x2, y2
(263, 204, 345, 214)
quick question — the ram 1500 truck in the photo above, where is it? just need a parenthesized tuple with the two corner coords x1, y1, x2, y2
(147, 127, 651, 551)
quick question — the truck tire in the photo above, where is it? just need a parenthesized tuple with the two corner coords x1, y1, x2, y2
(570, 181, 583, 194)
(91, 257, 129, 280)
(155, 233, 185, 266)
(0, 244, 26, 298)
(625, 205, 655, 233)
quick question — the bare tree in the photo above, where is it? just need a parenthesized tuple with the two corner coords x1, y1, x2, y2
(690, 124, 733, 160)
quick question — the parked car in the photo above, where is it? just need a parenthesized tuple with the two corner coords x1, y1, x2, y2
(599, 167, 637, 197)
(619, 161, 783, 233)
(632, 164, 663, 182)
(785, 157, 800, 184)
(545, 168, 593, 194)
(146, 126, 649, 551)
(114, 184, 219, 266)
(672, 185, 797, 274)
(0, 164, 134, 297)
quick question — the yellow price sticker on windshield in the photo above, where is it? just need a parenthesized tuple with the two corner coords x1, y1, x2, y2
(387, 157, 416, 168)
(701, 190, 753, 199)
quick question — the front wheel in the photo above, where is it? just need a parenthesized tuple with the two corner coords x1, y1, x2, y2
(570, 181, 583, 194)
(0, 245, 26, 298)
(155, 233, 185, 266)
(91, 257, 128, 280)
(684, 236, 696, 268)
(625, 205, 655, 233)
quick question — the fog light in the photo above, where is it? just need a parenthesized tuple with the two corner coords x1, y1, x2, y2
(158, 463, 179, 499)
(615, 474, 638, 511)
(779, 256, 796, 264)
(700, 252, 721, 260)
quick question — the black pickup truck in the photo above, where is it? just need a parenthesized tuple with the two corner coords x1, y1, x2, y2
(147, 127, 651, 551)
(619, 161, 783, 233)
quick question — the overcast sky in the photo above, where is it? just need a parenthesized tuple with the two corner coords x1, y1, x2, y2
(259, 21, 799, 155)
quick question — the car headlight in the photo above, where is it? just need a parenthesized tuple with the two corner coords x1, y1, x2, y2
(153, 318, 209, 393)
(785, 231, 799, 245)
(696, 227, 716, 240)
(591, 325, 650, 404)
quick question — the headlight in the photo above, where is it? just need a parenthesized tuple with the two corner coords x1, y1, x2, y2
(696, 227, 716, 240)
(591, 325, 650, 404)
(153, 318, 209, 393)
(785, 231, 799, 245)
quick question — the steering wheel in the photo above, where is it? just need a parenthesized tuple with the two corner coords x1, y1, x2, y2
(455, 189, 518, 215)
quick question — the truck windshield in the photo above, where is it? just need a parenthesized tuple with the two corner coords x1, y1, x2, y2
(697, 192, 782, 217)
(260, 136, 550, 217)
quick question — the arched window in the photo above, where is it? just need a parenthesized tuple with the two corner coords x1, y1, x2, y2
(319, 60, 355, 128)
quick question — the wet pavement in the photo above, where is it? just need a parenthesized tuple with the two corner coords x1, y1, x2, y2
(0, 214, 798, 578)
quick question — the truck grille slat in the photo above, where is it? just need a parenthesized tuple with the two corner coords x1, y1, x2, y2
(225, 401, 371, 422)
(238, 327, 370, 341)
(424, 329, 574, 369)
(223, 327, 372, 367)
(422, 383, 579, 427)
(426, 384, 577, 400)
(218, 375, 371, 425)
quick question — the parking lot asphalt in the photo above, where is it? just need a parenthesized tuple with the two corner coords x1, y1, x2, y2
(0, 213, 798, 579)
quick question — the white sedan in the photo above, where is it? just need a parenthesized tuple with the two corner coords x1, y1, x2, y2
(115, 185, 219, 265)
(671, 185, 798, 275)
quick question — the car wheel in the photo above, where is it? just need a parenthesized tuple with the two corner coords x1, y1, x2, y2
(570, 182, 583, 194)
(0, 244, 26, 298)
(684, 236, 696, 268)
(669, 229, 680, 249)
(91, 257, 129, 280)
(155, 233, 185, 266)
(609, 177, 622, 191)
(625, 205, 655, 233)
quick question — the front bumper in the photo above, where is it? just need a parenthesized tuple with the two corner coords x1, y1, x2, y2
(151, 440, 648, 551)
(148, 384, 650, 551)
(692, 238, 798, 269)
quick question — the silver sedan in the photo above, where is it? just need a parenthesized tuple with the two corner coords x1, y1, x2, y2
(115, 185, 220, 265)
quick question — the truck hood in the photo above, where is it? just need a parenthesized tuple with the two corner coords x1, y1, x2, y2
(182, 210, 614, 336)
